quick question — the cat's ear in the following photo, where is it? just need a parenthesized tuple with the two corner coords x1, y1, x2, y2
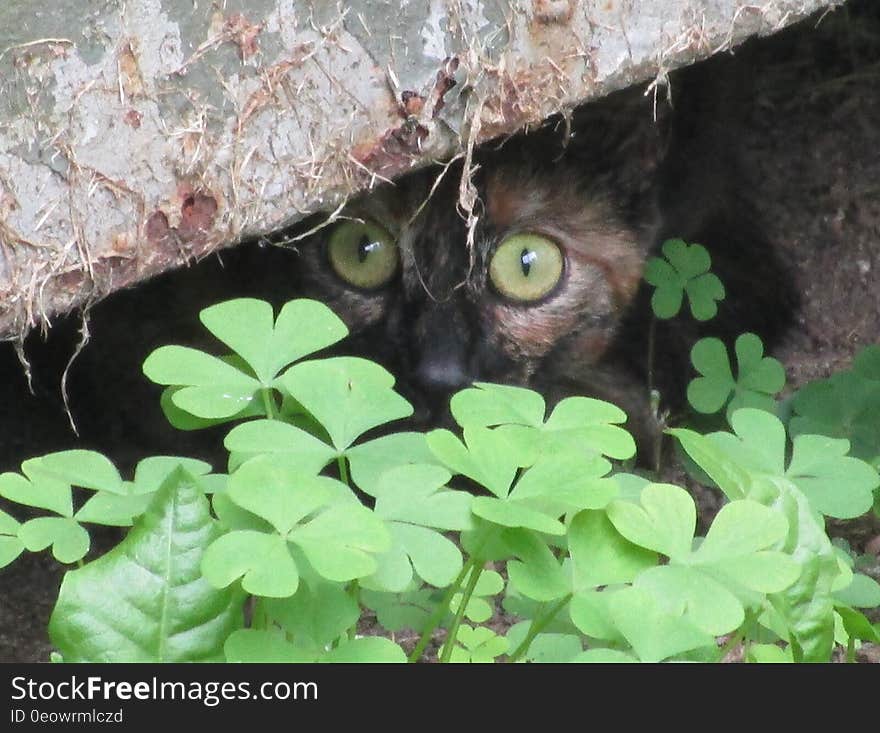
(565, 83, 671, 194)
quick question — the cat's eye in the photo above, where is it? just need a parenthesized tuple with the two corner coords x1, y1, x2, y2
(488, 233, 564, 302)
(327, 220, 398, 290)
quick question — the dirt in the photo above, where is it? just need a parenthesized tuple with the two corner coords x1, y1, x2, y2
(1, 0, 879, 663)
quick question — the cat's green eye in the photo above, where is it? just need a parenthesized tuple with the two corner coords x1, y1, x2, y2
(489, 233, 564, 302)
(328, 220, 399, 290)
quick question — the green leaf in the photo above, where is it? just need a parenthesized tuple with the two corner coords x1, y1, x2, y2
(607, 586, 716, 662)
(833, 572, 880, 608)
(790, 371, 880, 462)
(853, 344, 880, 381)
(510, 451, 617, 515)
(199, 298, 347, 383)
(202, 530, 300, 597)
(0, 469, 72, 516)
(29, 451, 123, 494)
(346, 433, 439, 496)
(18, 517, 89, 563)
(290, 503, 390, 582)
(606, 483, 696, 561)
(224, 629, 313, 662)
(450, 570, 505, 623)
(506, 625, 583, 663)
(571, 648, 638, 663)
(360, 585, 438, 633)
(472, 496, 565, 535)
(143, 346, 260, 419)
(687, 334, 784, 417)
(281, 357, 413, 450)
(668, 427, 751, 501)
(49, 468, 242, 661)
(427, 426, 535, 498)
(542, 397, 635, 460)
(0, 509, 24, 568)
(320, 637, 407, 663)
(450, 382, 546, 428)
(644, 240, 724, 321)
(836, 607, 880, 644)
(633, 565, 745, 636)
(504, 529, 569, 602)
(568, 510, 657, 590)
(224, 419, 336, 475)
(371, 464, 472, 531)
(449, 625, 509, 663)
(785, 434, 877, 519)
(265, 581, 359, 647)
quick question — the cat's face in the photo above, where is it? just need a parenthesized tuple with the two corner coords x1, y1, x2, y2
(293, 105, 663, 430)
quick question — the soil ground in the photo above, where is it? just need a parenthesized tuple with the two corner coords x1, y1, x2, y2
(1, 0, 879, 663)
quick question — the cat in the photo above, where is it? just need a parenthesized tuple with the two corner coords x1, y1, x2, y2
(284, 66, 796, 461)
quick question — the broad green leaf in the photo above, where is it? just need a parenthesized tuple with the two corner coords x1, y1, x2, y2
(568, 510, 657, 589)
(366, 522, 463, 591)
(606, 483, 695, 561)
(281, 357, 412, 450)
(836, 607, 880, 644)
(569, 590, 624, 642)
(75, 492, 153, 527)
(747, 644, 793, 663)
(49, 468, 243, 661)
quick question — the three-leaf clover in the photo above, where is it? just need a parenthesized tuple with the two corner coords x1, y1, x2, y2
(687, 333, 785, 418)
(644, 239, 725, 320)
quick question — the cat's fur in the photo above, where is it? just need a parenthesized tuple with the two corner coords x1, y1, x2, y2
(286, 63, 796, 459)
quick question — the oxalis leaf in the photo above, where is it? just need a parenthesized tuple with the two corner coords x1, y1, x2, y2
(281, 357, 413, 451)
(49, 468, 243, 662)
(365, 464, 470, 591)
(202, 459, 388, 594)
(0, 509, 24, 568)
(449, 383, 635, 460)
(644, 239, 725, 321)
(687, 333, 785, 418)
(199, 298, 348, 383)
(709, 409, 877, 519)
(449, 626, 509, 663)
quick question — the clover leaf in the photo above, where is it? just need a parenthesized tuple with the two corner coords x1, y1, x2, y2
(687, 333, 785, 418)
(644, 239, 725, 320)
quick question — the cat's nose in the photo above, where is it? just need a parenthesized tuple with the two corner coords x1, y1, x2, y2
(414, 355, 470, 394)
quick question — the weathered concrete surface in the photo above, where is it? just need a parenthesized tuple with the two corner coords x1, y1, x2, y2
(0, 0, 842, 340)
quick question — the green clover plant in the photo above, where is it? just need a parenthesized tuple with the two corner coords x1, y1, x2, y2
(1, 288, 877, 664)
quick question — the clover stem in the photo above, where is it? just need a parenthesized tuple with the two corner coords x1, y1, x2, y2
(337, 456, 349, 486)
(507, 593, 573, 662)
(647, 315, 656, 397)
(408, 556, 477, 663)
(261, 388, 277, 419)
(439, 558, 485, 663)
